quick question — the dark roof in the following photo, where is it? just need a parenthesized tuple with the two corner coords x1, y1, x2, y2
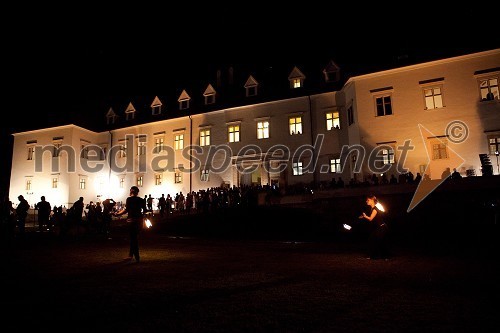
(78, 60, 346, 132)
(27, 45, 500, 133)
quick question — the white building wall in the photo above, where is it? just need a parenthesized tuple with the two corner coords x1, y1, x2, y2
(109, 116, 192, 203)
(348, 49, 500, 179)
(10, 49, 500, 206)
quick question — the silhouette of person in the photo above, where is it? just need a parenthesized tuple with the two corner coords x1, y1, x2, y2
(441, 167, 451, 180)
(147, 194, 153, 213)
(115, 186, 146, 262)
(102, 198, 116, 236)
(1, 196, 15, 244)
(15, 195, 30, 237)
(35, 196, 51, 232)
(72, 197, 84, 226)
(451, 168, 462, 180)
(158, 194, 166, 217)
(414, 172, 422, 183)
(359, 194, 390, 260)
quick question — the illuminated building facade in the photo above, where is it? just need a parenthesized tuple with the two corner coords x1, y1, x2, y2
(9, 49, 500, 207)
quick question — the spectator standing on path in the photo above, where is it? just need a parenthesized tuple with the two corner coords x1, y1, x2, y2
(115, 186, 147, 263)
(158, 194, 166, 217)
(72, 197, 85, 227)
(359, 194, 390, 260)
(1, 196, 15, 245)
(147, 194, 153, 213)
(15, 195, 30, 238)
(102, 198, 116, 236)
(35, 196, 51, 232)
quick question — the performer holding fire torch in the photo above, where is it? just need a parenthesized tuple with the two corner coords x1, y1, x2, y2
(115, 186, 147, 263)
(359, 194, 390, 260)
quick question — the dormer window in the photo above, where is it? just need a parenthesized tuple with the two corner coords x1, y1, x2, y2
(203, 84, 216, 105)
(125, 102, 136, 121)
(151, 96, 163, 115)
(244, 75, 259, 97)
(178, 90, 191, 110)
(106, 107, 117, 125)
(288, 66, 305, 89)
(323, 60, 340, 83)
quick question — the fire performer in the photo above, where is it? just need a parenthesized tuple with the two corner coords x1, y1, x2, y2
(115, 186, 147, 262)
(359, 194, 390, 260)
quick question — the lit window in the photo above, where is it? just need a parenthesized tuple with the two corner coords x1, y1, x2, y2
(137, 176, 143, 187)
(326, 112, 340, 130)
(26, 179, 32, 191)
(293, 79, 302, 88)
(201, 169, 209, 181)
(330, 158, 341, 173)
(154, 137, 164, 153)
(52, 178, 58, 189)
(257, 121, 270, 139)
(119, 143, 127, 158)
(292, 162, 303, 176)
(479, 77, 499, 101)
(175, 171, 182, 184)
(432, 142, 448, 160)
(174, 134, 184, 150)
(155, 174, 162, 186)
(79, 178, 86, 190)
(424, 86, 444, 109)
(380, 147, 395, 164)
(289, 117, 302, 135)
(228, 125, 240, 143)
(200, 129, 211, 146)
(137, 141, 146, 156)
(488, 136, 500, 155)
(375, 95, 393, 116)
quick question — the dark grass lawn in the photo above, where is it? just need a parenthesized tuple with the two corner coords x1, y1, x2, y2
(1, 203, 499, 332)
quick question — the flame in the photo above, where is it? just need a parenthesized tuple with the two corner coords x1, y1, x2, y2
(343, 224, 352, 230)
(375, 202, 385, 212)
(145, 218, 152, 228)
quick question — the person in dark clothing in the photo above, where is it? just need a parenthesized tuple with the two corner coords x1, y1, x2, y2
(101, 198, 116, 236)
(115, 186, 146, 262)
(359, 194, 390, 260)
(158, 194, 166, 217)
(16, 195, 30, 237)
(35, 196, 51, 232)
(72, 197, 84, 225)
(1, 196, 15, 244)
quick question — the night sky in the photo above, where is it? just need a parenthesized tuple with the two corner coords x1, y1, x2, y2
(2, 10, 498, 196)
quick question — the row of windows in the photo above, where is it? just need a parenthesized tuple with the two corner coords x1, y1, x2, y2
(112, 73, 499, 127)
(25, 113, 341, 160)
(369, 76, 499, 120)
(26, 138, 480, 191)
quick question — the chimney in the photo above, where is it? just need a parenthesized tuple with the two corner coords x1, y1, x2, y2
(228, 66, 234, 85)
(216, 69, 222, 88)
